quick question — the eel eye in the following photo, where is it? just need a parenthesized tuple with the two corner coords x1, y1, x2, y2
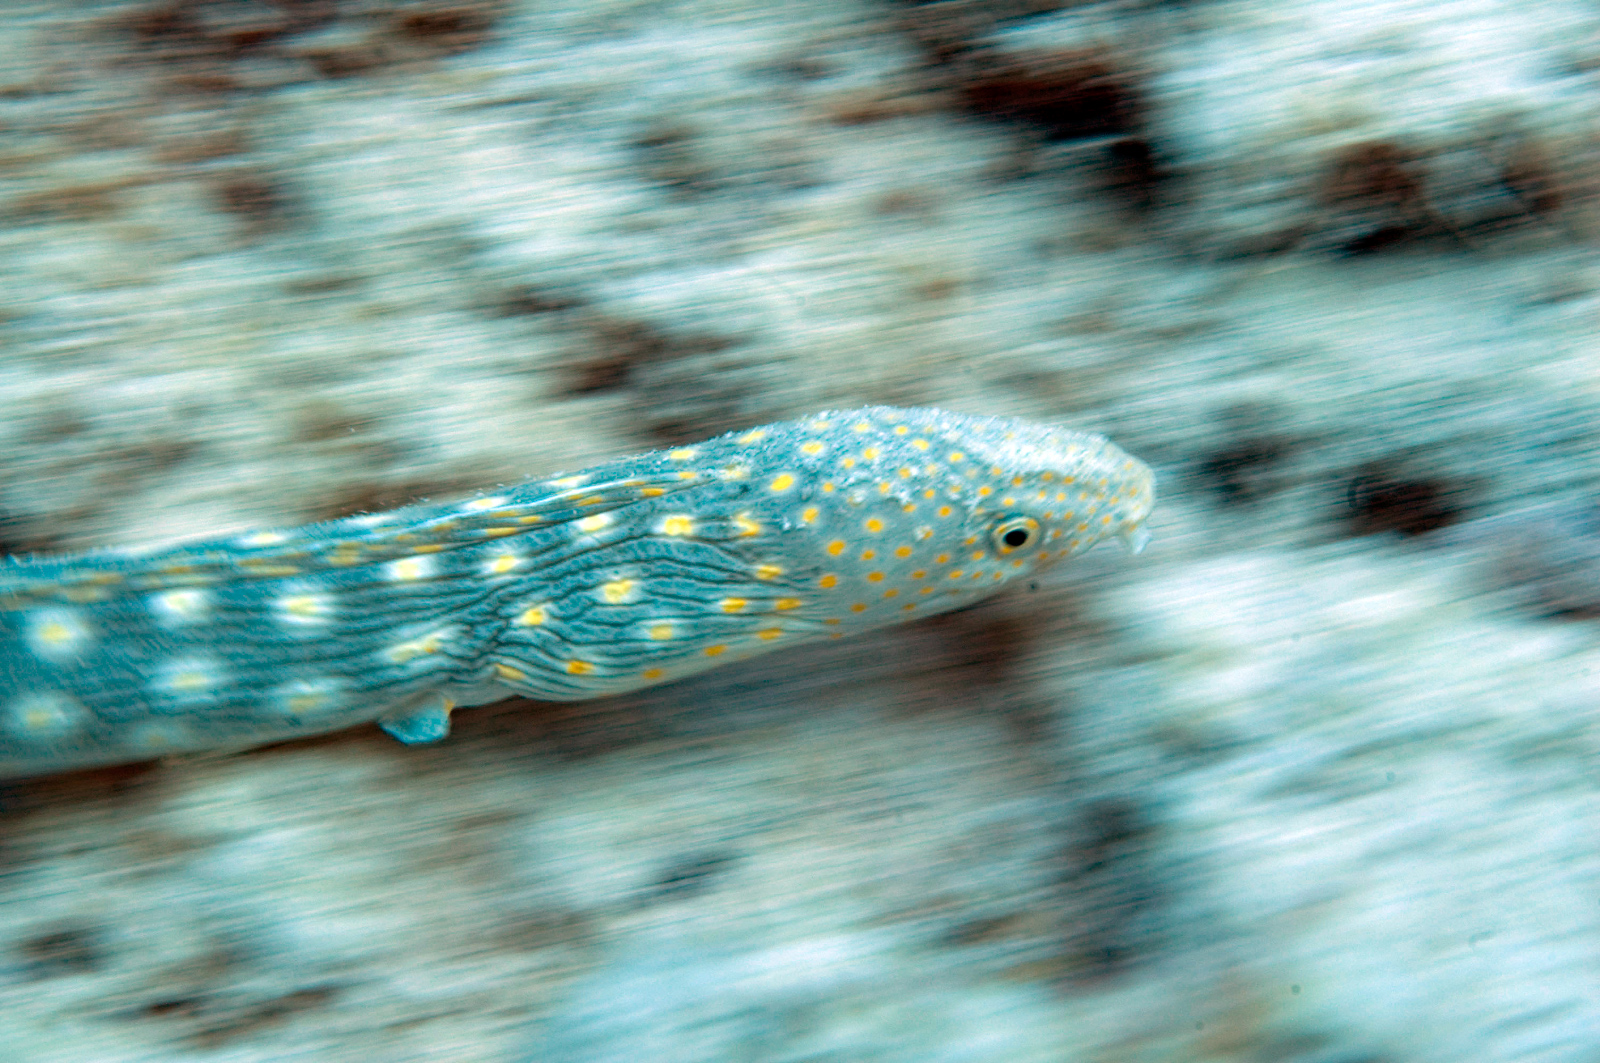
(991, 515, 1040, 555)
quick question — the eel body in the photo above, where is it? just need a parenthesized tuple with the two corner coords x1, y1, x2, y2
(0, 406, 1154, 778)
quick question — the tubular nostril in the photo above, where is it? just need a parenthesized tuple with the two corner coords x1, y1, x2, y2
(1118, 526, 1152, 555)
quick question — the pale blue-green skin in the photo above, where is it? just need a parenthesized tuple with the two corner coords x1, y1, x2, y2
(0, 407, 1154, 778)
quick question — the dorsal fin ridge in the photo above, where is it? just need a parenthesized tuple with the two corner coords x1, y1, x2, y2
(0, 467, 706, 608)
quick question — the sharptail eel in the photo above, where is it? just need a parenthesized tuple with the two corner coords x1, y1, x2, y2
(0, 406, 1153, 778)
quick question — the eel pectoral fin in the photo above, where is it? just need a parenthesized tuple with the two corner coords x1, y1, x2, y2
(377, 692, 455, 745)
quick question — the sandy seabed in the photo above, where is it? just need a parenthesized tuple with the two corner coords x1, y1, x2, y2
(2, 2, 1600, 1060)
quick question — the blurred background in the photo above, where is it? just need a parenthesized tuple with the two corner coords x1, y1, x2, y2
(3, 1, 1600, 1060)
